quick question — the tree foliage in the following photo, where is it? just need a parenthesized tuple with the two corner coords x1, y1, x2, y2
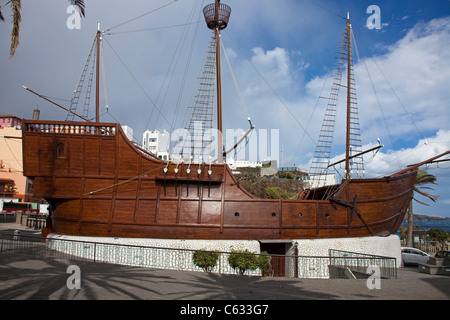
(427, 228, 449, 252)
(192, 250, 221, 272)
(407, 169, 440, 247)
(228, 249, 271, 275)
(1, 0, 85, 58)
(413, 169, 439, 206)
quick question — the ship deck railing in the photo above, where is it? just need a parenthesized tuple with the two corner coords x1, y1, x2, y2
(23, 121, 117, 136)
(0, 232, 397, 279)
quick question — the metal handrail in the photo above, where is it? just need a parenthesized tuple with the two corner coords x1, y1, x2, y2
(0, 233, 398, 279)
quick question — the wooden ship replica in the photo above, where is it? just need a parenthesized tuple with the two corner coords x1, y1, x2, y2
(22, 1, 449, 240)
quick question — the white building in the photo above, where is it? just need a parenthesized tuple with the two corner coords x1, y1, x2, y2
(142, 130, 170, 160)
(121, 125, 134, 141)
(226, 157, 262, 170)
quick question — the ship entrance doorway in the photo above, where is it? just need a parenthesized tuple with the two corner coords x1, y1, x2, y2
(259, 240, 296, 277)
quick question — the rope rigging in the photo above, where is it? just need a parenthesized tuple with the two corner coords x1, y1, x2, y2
(64, 0, 203, 133)
(104, 0, 179, 33)
(61, 0, 435, 177)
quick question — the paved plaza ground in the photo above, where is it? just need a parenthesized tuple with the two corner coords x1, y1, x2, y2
(1, 251, 449, 301)
(1, 223, 449, 304)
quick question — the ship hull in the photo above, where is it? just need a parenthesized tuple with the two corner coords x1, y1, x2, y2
(22, 120, 416, 240)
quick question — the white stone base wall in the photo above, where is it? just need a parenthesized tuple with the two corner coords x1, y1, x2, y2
(45, 234, 401, 278)
(46, 234, 262, 275)
(294, 235, 402, 261)
(288, 235, 402, 278)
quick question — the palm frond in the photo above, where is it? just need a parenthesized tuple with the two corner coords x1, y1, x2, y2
(415, 186, 436, 191)
(412, 169, 440, 205)
(414, 189, 439, 202)
(68, 0, 85, 17)
(413, 198, 432, 206)
(9, 0, 21, 58)
(415, 169, 437, 186)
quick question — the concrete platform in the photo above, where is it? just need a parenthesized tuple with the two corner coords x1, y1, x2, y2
(0, 251, 449, 301)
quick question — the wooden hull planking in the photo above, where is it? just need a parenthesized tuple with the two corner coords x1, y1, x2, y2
(22, 120, 416, 240)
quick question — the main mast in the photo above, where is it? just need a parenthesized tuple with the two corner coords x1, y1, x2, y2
(345, 13, 352, 180)
(203, 0, 231, 163)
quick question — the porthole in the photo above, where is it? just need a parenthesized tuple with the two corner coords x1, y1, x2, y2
(235, 212, 240, 217)
(298, 213, 303, 217)
(271, 212, 277, 217)
(56, 143, 66, 158)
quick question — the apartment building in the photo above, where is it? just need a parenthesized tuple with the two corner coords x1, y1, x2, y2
(0, 118, 34, 202)
(142, 130, 170, 160)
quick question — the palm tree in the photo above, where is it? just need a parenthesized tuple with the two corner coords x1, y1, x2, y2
(1, 0, 85, 58)
(406, 169, 439, 247)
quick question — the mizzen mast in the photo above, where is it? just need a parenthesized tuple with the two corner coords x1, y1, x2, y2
(203, 0, 231, 163)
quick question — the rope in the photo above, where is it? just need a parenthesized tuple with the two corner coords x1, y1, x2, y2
(224, 31, 317, 146)
(351, 29, 381, 145)
(83, 165, 165, 196)
(105, 0, 179, 32)
(304, 0, 347, 20)
(103, 36, 174, 131)
(105, 22, 202, 35)
(100, 35, 109, 112)
(221, 38, 250, 120)
(3, 138, 23, 172)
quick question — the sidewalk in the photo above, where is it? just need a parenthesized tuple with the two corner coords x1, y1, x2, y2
(0, 222, 41, 235)
(1, 250, 449, 300)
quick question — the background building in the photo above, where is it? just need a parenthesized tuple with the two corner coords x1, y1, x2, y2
(121, 125, 134, 141)
(0, 119, 34, 203)
(142, 130, 170, 160)
(226, 157, 262, 170)
(0, 115, 22, 129)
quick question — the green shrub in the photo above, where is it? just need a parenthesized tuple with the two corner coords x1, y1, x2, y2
(427, 228, 449, 253)
(258, 251, 271, 274)
(278, 171, 294, 179)
(228, 249, 272, 275)
(192, 250, 221, 272)
(264, 187, 281, 199)
(228, 249, 259, 275)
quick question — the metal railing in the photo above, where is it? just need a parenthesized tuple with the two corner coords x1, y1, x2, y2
(0, 233, 398, 279)
(329, 249, 397, 279)
(0, 211, 47, 229)
(400, 239, 449, 254)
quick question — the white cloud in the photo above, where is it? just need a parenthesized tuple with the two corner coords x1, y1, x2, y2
(365, 129, 450, 177)
(305, 16, 450, 159)
(223, 14, 450, 218)
(240, 47, 293, 97)
(227, 16, 450, 184)
(251, 47, 290, 78)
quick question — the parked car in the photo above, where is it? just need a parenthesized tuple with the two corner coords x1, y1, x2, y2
(401, 247, 430, 265)
(434, 250, 450, 258)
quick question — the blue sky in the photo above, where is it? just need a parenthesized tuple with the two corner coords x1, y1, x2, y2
(1, 0, 449, 217)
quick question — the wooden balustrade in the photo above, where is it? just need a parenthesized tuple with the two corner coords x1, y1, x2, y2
(23, 121, 116, 136)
